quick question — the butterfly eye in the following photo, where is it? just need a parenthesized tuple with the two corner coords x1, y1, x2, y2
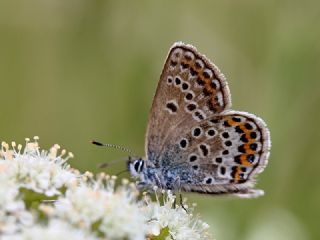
(134, 160, 144, 173)
(134, 161, 140, 172)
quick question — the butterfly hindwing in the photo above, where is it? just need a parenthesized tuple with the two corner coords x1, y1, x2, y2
(179, 111, 270, 197)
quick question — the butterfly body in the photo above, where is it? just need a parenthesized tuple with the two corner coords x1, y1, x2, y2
(128, 158, 201, 190)
(128, 42, 271, 198)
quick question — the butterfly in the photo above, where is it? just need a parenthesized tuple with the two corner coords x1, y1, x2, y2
(127, 42, 271, 198)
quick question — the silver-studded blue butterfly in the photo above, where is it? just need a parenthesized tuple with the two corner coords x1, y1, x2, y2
(127, 42, 271, 198)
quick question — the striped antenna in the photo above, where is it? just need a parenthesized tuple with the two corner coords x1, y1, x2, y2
(92, 140, 134, 169)
(92, 140, 134, 156)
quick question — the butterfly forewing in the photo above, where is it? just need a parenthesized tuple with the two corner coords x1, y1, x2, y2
(145, 42, 231, 166)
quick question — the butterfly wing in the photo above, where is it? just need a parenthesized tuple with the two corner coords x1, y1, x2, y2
(145, 42, 270, 197)
(145, 42, 231, 167)
(179, 111, 271, 197)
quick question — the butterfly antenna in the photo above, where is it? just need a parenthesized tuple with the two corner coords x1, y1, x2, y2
(92, 140, 134, 155)
(97, 158, 128, 169)
(116, 169, 129, 177)
(92, 140, 134, 169)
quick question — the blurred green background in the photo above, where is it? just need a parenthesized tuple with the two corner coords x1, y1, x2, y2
(0, 1, 319, 239)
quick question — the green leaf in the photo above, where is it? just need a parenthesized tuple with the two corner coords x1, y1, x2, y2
(148, 227, 170, 240)
(20, 188, 58, 209)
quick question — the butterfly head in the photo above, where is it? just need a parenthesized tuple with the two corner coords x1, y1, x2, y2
(127, 157, 145, 177)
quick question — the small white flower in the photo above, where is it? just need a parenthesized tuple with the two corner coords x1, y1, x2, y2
(0, 137, 77, 197)
(0, 182, 33, 234)
(2, 219, 98, 240)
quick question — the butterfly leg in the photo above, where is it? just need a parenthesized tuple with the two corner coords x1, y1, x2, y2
(136, 181, 149, 190)
(172, 177, 188, 212)
(154, 173, 164, 190)
(153, 172, 167, 203)
(179, 193, 188, 213)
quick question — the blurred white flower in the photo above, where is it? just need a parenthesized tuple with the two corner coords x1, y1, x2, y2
(43, 174, 148, 240)
(2, 219, 98, 240)
(0, 137, 77, 197)
(0, 182, 33, 234)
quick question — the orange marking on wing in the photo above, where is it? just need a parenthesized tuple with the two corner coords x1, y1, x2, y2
(235, 166, 242, 181)
(246, 133, 256, 145)
(243, 144, 255, 154)
(204, 83, 215, 94)
(227, 119, 238, 126)
(240, 154, 253, 166)
(239, 124, 248, 133)
(239, 125, 256, 142)
(184, 56, 193, 63)
(201, 73, 210, 80)
(197, 76, 206, 85)
(208, 97, 223, 113)
(189, 61, 197, 68)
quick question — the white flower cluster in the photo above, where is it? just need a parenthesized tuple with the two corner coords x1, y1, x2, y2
(0, 137, 212, 240)
(144, 190, 211, 240)
(0, 137, 77, 196)
(0, 181, 33, 235)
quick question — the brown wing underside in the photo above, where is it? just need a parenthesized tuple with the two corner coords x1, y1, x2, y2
(144, 42, 270, 192)
(145, 42, 231, 164)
